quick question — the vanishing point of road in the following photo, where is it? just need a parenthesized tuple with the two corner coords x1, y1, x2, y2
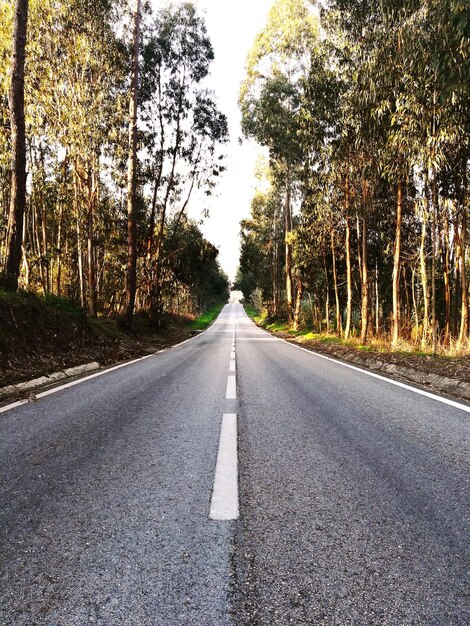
(1, 303, 469, 625)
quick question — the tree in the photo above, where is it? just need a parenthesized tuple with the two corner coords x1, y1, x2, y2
(239, 0, 319, 322)
(124, 0, 141, 324)
(3, 0, 28, 291)
(141, 3, 228, 324)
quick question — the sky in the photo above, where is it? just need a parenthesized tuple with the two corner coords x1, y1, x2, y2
(152, 0, 274, 281)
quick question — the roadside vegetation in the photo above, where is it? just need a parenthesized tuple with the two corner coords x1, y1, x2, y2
(0, 0, 230, 384)
(0, 0, 229, 325)
(236, 0, 470, 358)
(189, 303, 225, 331)
(0, 289, 226, 387)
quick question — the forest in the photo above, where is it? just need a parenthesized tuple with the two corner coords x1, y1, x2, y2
(236, 0, 470, 353)
(0, 0, 230, 327)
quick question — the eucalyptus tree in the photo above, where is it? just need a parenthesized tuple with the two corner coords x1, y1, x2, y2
(239, 0, 319, 322)
(123, 0, 141, 324)
(17, 0, 126, 310)
(3, 0, 28, 291)
(140, 3, 228, 323)
(237, 182, 285, 315)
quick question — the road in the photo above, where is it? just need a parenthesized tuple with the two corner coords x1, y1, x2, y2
(0, 303, 469, 625)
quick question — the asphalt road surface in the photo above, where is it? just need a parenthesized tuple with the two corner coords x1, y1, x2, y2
(1, 303, 469, 625)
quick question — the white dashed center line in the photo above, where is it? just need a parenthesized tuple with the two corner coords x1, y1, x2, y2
(210, 413, 239, 520)
(225, 375, 236, 399)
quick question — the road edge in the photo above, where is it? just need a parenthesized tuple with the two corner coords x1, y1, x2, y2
(0, 304, 226, 410)
(243, 309, 470, 408)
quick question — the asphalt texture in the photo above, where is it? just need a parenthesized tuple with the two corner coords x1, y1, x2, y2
(1, 303, 469, 625)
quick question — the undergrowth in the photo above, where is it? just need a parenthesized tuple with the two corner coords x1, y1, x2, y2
(189, 303, 225, 331)
(243, 302, 469, 358)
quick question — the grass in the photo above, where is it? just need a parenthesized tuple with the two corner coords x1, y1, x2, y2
(189, 303, 225, 331)
(244, 310, 470, 359)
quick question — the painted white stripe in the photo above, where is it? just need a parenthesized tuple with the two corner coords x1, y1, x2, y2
(229, 360, 236, 372)
(0, 400, 28, 415)
(243, 311, 470, 414)
(225, 375, 236, 399)
(37, 354, 156, 399)
(210, 413, 239, 520)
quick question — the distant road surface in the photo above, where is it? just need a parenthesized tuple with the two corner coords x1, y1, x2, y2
(1, 303, 469, 625)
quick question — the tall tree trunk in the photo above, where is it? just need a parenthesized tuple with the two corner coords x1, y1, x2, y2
(285, 177, 293, 323)
(4, 0, 29, 291)
(419, 204, 429, 350)
(458, 215, 468, 347)
(322, 244, 330, 334)
(375, 260, 379, 335)
(86, 164, 98, 315)
(74, 170, 85, 308)
(293, 276, 302, 331)
(458, 165, 468, 347)
(391, 181, 403, 347)
(360, 216, 369, 343)
(330, 228, 342, 337)
(344, 176, 352, 339)
(272, 207, 279, 317)
(124, 0, 141, 324)
(442, 208, 451, 346)
(431, 170, 438, 353)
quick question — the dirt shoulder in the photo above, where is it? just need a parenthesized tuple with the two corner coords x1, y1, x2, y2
(260, 327, 470, 403)
(0, 290, 196, 390)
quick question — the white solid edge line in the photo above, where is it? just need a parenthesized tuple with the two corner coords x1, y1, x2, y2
(226, 375, 236, 400)
(209, 413, 239, 520)
(243, 309, 470, 415)
(0, 400, 28, 415)
(0, 308, 222, 415)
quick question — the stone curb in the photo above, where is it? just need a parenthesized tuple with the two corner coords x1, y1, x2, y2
(0, 362, 100, 401)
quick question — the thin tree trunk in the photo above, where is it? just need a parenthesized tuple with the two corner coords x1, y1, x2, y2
(442, 208, 451, 346)
(322, 244, 330, 334)
(285, 178, 293, 323)
(273, 207, 279, 317)
(56, 156, 67, 296)
(330, 228, 342, 337)
(4, 0, 29, 290)
(124, 0, 141, 324)
(344, 177, 352, 339)
(293, 276, 302, 331)
(74, 170, 85, 308)
(431, 170, 438, 353)
(419, 203, 429, 350)
(360, 216, 369, 343)
(412, 267, 419, 340)
(375, 260, 379, 335)
(458, 174, 468, 347)
(391, 181, 403, 347)
(86, 164, 98, 315)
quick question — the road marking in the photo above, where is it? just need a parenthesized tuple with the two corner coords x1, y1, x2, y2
(229, 360, 236, 372)
(36, 354, 156, 399)
(244, 312, 470, 415)
(226, 375, 236, 399)
(0, 400, 28, 415)
(210, 413, 239, 520)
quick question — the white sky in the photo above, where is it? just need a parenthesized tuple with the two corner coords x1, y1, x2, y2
(152, 0, 273, 281)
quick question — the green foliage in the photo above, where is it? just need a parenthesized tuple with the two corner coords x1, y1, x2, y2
(0, 0, 228, 326)
(239, 0, 470, 351)
(190, 303, 225, 331)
